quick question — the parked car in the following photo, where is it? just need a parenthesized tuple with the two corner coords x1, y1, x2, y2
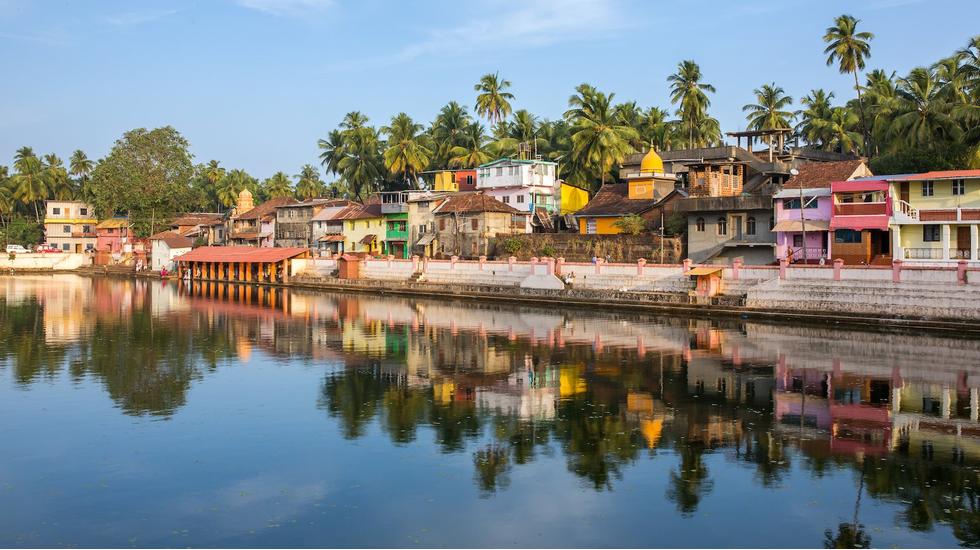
(35, 244, 62, 253)
(5, 244, 29, 254)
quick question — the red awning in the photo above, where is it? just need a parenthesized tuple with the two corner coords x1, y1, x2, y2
(830, 215, 890, 231)
(318, 234, 345, 242)
(175, 246, 308, 263)
(831, 180, 889, 192)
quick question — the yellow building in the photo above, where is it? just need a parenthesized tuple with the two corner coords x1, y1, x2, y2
(575, 149, 681, 234)
(888, 170, 980, 262)
(339, 201, 384, 254)
(431, 169, 477, 193)
(559, 182, 590, 215)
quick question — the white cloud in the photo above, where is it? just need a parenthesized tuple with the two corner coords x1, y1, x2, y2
(393, 0, 629, 62)
(236, 0, 334, 17)
(105, 9, 179, 26)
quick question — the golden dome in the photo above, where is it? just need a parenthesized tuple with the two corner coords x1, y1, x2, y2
(640, 149, 664, 173)
(239, 188, 253, 200)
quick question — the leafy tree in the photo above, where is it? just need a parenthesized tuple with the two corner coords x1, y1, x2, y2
(797, 89, 836, 148)
(429, 101, 472, 169)
(474, 72, 515, 126)
(11, 155, 47, 222)
(612, 213, 646, 235)
(69, 150, 95, 200)
(824, 14, 874, 151)
(887, 67, 962, 149)
(382, 113, 431, 188)
(43, 153, 72, 200)
(263, 171, 294, 198)
(296, 164, 325, 200)
(89, 126, 196, 236)
(448, 122, 493, 168)
(743, 83, 794, 139)
(814, 107, 863, 155)
(668, 60, 717, 147)
(567, 86, 638, 188)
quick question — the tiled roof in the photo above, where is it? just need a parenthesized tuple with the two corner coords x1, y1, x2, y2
(434, 193, 522, 215)
(783, 160, 868, 189)
(175, 246, 309, 263)
(337, 202, 383, 220)
(171, 213, 225, 227)
(149, 230, 193, 248)
(235, 197, 297, 220)
(310, 201, 358, 221)
(887, 169, 980, 181)
(574, 184, 660, 217)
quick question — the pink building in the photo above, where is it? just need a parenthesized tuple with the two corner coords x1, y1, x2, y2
(773, 160, 870, 263)
(95, 219, 132, 253)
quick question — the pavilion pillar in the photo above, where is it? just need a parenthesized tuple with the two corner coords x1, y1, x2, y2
(282, 260, 290, 283)
(270, 262, 278, 284)
(245, 262, 252, 282)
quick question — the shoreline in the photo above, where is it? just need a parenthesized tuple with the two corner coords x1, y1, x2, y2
(53, 270, 980, 337)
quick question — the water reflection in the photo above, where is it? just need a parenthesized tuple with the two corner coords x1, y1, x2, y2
(2, 274, 980, 547)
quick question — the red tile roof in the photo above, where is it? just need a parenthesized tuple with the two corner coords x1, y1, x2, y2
(149, 230, 193, 248)
(337, 202, 383, 220)
(175, 246, 309, 263)
(435, 193, 522, 215)
(892, 169, 980, 181)
(784, 160, 869, 189)
(234, 197, 297, 220)
(171, 213, 225, 227)
(574, 184, 661, 217)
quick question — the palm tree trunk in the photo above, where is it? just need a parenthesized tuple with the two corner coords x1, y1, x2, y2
(33, 201, 40, 224)
(851, 60, 871, 157)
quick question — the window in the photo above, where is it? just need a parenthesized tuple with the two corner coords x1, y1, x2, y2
(52, 207, 61, 215)
(782, 197, 818, 209)
(496, 167, 503, 176)
(85, 243, 93, 251)
(695, 217, 705, 232)
(62, 243, 70, 251)
(834, 229, 862, 243)
(516, 195, 525, 204)
(419, 224, 426, 234)
(466, 175, 473, 186)
(922, 181, 934, 197)
(746, 216, 757, 235)
(923, 225, 941, 242)
(439, 218, 446, 231)
(82, 225, 90, 234)
(953, 179, 965, 196)
(471, 218, 479, 230)
(586, 219, 597, 234)
(502, 195, 510, 204)
(716, 217, 727, 236)
(63, 225, 71, 234)
(793, 234, 804, 247)
(418, 201, 430, 208)
(80, 208, 88, 216)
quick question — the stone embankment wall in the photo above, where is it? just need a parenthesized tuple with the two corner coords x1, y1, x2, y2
(296, 255, 980, 322)
(0, 253, 91, 271)
(492, 233, 683, 263)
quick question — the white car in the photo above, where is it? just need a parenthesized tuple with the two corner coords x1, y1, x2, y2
(5, 245, 29, 254)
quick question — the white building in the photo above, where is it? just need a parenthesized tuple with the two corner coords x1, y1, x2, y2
(149, 231, 193, 272)
(476, 158, 560, 231)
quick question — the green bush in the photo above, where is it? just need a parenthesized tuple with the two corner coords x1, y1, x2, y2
(1, 217, 44, 248)
(500, 237, 524, 255)
(539, 244, 556, 257)
(664, 212, 687, 236)
(612, 213, 646, 235)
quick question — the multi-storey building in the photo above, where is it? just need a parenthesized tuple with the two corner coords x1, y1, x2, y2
(379, 191, 411, 258)
(43, 200, 97, 252)
(275, 199, 342, 248)
(309, 200, 356, 255)
(227, 190, 296, 247)
(476, 157, 559, 232)
(432, 193, 528, 258)
(338, 199, 383, 255)
(886, 170, 980, 263)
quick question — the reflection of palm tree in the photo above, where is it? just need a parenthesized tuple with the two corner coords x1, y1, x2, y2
(824, 458, 870, 548)
(666, 443, 713, 515)
(473, 444, 511, 496)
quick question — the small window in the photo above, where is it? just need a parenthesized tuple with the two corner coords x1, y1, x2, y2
(922, 181, 934, 197)
(923, 225, 941, 242)
(793, 234, 804, 247)
(80, 208, 88, 216)
(62, 243, 70, 251)
(439, 218, 446, 231)
(63, 225, 71, 234)
(502, 196, 510, 204)
(695, 217, 705, 232)
(834, 229, 862, 244)
(516, 195, 525, 204)
(716, 217, 727, 236)
(953, 179, 965, 196)
(52, 207, 61, 215)
(471, 218, 478, 230)
(496, 167, 503, 176)
(746, 216, 757, 235)
(466, 175, 473, 186)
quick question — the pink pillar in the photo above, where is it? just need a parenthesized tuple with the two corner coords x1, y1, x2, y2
(637, 258, 647, 275)
(386, 254, 393, 268)
(450, 255, 458, 270)
(508, 256, 516, 272)
(411, 254, 419, 272)
(682, 259, 692, 273)
(594, 258, 602, 275)
(833, 258, 843, 281)
(555, 257, 564, 277)
(732, 258, 743, 280)
(423, 257, 430, 273)
(546, 257, 556, 276)
(779, 258, 788, 280)
(958, 260, 968, 285)
(892, 259, 903, 283)
(479, 255, 487, 270)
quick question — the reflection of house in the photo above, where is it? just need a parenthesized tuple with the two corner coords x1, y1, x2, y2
(228, 191, 296, 247)
(773, 160, 871, 263)
(43, 200, 97, 252)
(433, 193, 527, 258)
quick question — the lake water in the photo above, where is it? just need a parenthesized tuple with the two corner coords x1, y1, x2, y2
(1, 275, 979, 548)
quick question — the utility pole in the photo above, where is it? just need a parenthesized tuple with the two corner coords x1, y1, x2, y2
(660, 211, 665, 264)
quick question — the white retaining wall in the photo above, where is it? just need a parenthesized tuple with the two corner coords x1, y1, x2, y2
(0, 253, 91, 271)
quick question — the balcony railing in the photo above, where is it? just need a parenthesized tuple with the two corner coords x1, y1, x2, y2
(834, 202, 888, 216)
(676, 195, 772, 212)
(787, 247, 828, 260)
(951, 248, 973, 260)
(905, 247, 943, 260)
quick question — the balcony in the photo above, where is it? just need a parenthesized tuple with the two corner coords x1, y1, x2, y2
(833, 202, 888, 216)
(787, 247, 828, 260)
(902, 247, 975, 261)
(380, 191, 410, 214)
(676, 194, 772, 213)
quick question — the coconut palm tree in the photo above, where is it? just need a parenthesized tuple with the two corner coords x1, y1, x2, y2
(264, 172, 294, 198)
(824, 14, 874, 152)
(0, 167, 12, 234)
(382, 113, 432, 188)
(14, 146, 35, 164)
(814, 107, 864, 155)
(887, 67, 962, 149)
(43, 154, 72, 200)
(337, 126, 384, 201)
(69, 150, 95, 200)
(448, 122, 493, 168)
(667, 60, 716, 148)
(474, 72, 515, 126)
(430, 101, 472, 168)
(796, 89, 836, 148)
(317, 129, 345, 175)
(12, 155, 47, 222)
(568, 88, 639, 188)
(956, 35, 980, 101)
(296, 164, 325, 200)
(639, 107, 676, 152)
(743, 83, 795, 140)
(217, 169, 255, 208)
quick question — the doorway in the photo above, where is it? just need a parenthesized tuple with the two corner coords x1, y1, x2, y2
(957, 226, 971, 258)
(732, 216, 744, 241)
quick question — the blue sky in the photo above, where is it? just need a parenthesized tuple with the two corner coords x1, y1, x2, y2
(1, 0, 978, 179)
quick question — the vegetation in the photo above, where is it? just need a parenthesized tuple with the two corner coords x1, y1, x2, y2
(612, 213, 647, 235)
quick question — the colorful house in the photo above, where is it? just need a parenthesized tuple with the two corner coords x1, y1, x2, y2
(886, 170, 980, 263)
(476, 157, 559, 232)
(43, 200, 97, 252)
(773, 160, 871, 263)
(310, 200, 357, 255)
(228, 191, 297, 247)
(149, 230, 193, 272)
(432, 169, 477, 192)
(338, 198, 384, 255)
(828, 179, 893, 265)
(575, 149, 682, 234)
(559, 182, 590, 216)
(95, 218, 132, 253)
(379, 191, 411, 258)
(169, 213, 226, 245)
(432, 193, 527, 258)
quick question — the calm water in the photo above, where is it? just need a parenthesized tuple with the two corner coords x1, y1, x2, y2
(1, 276, 979, 548)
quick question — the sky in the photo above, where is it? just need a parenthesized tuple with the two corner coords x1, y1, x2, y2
(1, 0, 979, 180)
